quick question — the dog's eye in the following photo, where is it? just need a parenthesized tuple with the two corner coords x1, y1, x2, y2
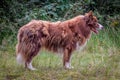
(74, 32, 78, 36)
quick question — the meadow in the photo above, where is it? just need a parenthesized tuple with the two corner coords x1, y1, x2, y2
(0, 27, 120, 80)
(0, 0, 120, 80)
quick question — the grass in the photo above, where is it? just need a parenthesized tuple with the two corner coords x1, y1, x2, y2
(0, 28, 120, 80)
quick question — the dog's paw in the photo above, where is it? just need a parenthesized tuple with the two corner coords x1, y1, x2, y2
(27, 63, 37, 71)
(29, 67, 37, 70)
(64, 66, 74, 69)
(64, 63, 74, 69)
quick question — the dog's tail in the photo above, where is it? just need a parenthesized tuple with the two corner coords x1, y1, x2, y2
(16, 28, 26, 65)
(16, 44, 25, 65)
(16, 53, 25, 65)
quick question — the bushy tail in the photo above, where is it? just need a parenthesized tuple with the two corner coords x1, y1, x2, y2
(16, 53, 25, 65)
(16, 43, 25, 65)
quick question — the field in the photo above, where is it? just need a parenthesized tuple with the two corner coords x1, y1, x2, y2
(0, 27, 120, 80)
(1, 0, 120, 80)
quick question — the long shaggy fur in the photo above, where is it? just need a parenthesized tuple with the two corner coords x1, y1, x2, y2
(16, 11, 103, 70)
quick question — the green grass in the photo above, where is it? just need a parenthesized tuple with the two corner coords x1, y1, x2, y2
(0, 29, 120, 80)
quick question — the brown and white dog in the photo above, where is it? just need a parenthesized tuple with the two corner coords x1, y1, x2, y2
(16, 11, 103, 70)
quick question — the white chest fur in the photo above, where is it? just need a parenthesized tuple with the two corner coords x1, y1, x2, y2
(76, 40, 88, 51)
(56, 39, 88, 55)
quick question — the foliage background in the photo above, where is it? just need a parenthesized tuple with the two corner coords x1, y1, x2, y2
(0, 0, 120, 80)
(0, 0, 120, 47)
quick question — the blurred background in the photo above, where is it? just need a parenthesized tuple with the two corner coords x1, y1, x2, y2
(0, 0, 120, 79)
(0, 0, 120, 49)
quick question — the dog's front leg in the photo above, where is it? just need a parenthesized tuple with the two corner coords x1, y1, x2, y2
(63, 48, 73, 69)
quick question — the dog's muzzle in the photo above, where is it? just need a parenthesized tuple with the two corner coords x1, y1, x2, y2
(98, 23, 104, 30)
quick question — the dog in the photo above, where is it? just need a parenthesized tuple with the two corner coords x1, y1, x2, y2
(16, 11, 103, 70)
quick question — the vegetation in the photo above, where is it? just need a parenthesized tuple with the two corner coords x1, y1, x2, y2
(0, 0, 120, 80)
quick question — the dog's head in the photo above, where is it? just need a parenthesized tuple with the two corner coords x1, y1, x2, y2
(84, 11, 103, 34)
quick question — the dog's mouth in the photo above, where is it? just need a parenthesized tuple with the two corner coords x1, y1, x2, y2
(92, 28, 99, 34)
(92, 23, 103, 34)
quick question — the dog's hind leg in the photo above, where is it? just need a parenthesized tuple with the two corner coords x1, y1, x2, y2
(16, 41, 41, 70)
(25, 60, 36, 70)
(25, 46, 41, 70)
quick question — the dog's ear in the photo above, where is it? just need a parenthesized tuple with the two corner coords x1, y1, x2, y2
(84, 11, 93, 24)
(88, 11, 93, 16)
(85, 11, 93, 17)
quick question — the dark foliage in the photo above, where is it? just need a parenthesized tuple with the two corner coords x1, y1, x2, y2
(0, 0, 120, 45)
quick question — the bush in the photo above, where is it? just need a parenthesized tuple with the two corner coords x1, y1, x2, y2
(0, 0, 120, 47)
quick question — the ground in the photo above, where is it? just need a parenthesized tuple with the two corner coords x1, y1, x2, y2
(0, 44, 120, 80)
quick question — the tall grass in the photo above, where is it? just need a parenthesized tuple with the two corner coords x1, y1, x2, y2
(0, 0, 120, 79)
(0, 26, 120, 80)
